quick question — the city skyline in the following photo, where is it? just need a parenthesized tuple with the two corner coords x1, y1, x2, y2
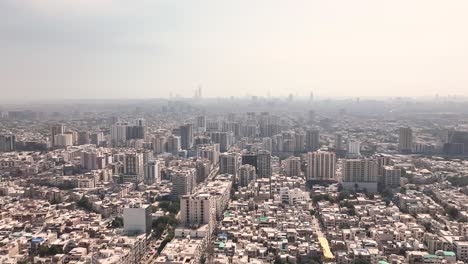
(3, 1, 468, 263)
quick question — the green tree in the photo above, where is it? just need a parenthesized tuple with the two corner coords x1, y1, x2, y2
(110, 217, 124, 228)
(274, 256, 283, 264)
(446, 206, 459, 219)
(76, 196, 93, 211)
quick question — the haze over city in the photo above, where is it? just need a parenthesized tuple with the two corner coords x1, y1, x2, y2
(2, 0, 468, 100)
(4, 2, 468, 264)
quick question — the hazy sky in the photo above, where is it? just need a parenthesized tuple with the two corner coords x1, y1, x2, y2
(2, 0, 468, 100)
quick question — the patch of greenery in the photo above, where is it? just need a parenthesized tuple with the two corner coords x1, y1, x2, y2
(76, 196, 93, 211)
(158, 200, 180, 214)
(447, 176, 468, 187)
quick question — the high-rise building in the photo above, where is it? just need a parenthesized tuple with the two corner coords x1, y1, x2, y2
(81, 149, 106, 170)
(134, 118, 146, 127)
(90, 132, 104, 146)
(144, 160, 160, 185)
(219, 152, 239, 176)
(343, 159, 378, 183)
(196, 160, 212, 183)
(180, 194, 216, 234)
(305, 130, 320, 151)
(153, 135, 167, 154)
(294, 132, 305, 153)
(194, 135, 211, 147)
(180, 124, 194, 150)
(238, 164, 256, 187)
(170, 168, 196, 199)
(126, 126, 145, 140)
(197, 144, 220, 165)
(206, 121, 220, 132)
(342, 159, 378, 192)
(306, 151, 336, 181)
(123, 152, 144, 183)
(111, 122, 128, 146)
(375, 154, 392, 176)
(123, 204, 152, 235)
(258, 112, 270, 137)
(242, 152, 257, 169)
(50, 124, 64, 146)
(445, 130, 468, 154)
(335, 133, 343, 151)
(167, 135, 181, 155)
(382, 166, 401, 188)
(0, 134, 15, 152)
(262, 137, 273, 153)
(257, 150, 272, 178)
(54, 134, 73, 147)
(348, 140, 361, 156)
(209, 131, 233, 152)
(196, 116, 207, 133)
(398, 127, 413, 153)
(242, 124, 257, 138)
(77, 131, 90, 145)
(272, 134, 284, 152)
(284, 156, 302, 177)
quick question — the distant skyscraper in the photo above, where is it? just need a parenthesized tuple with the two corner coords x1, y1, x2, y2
(238, 164, 256, 187)
(126, 119, 145, 140)
(81, 149, 106, 170)
(306, 151, 336, 181)
(153, 135, 168, 154)
(242, 152, 257, 170)
(197, 144, 220, 165)
(398, 127, 413, 153)
(54, 134, 73, 147)
(167, 135, 181, 155)
(335, 133, 343, 151)
(444, 130, 468, 155)
(257, 150, 272, 178)
(123, 152, 144, 183)
(348, 140, 361, 156)
(196, 160, 211, 183)
(375, 154, 392, 176)
(50, 124, 64, 146)
(144, 160, 160, 185)
(259, 112, 273, 137)
(219, 152, 239, 176)
(196, 116, 207, 132)
(262, 137, 273, 152)
(209, 131, 233, 152)
(382, 166, 401, 188)
(170, 168, 196, 199)
(77, 131, 90, 145)
(0, 134, 15, 152)
(90, 132, 104, 146)
(294, 132, 305, 152)
(180, 124, 194, 150)
(305, 130, 320, 151)
(134, 118, 146, 127)
(194, 135, 211, 147)
(284, 156, 302, 177)
(111, 122, 128, 146)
